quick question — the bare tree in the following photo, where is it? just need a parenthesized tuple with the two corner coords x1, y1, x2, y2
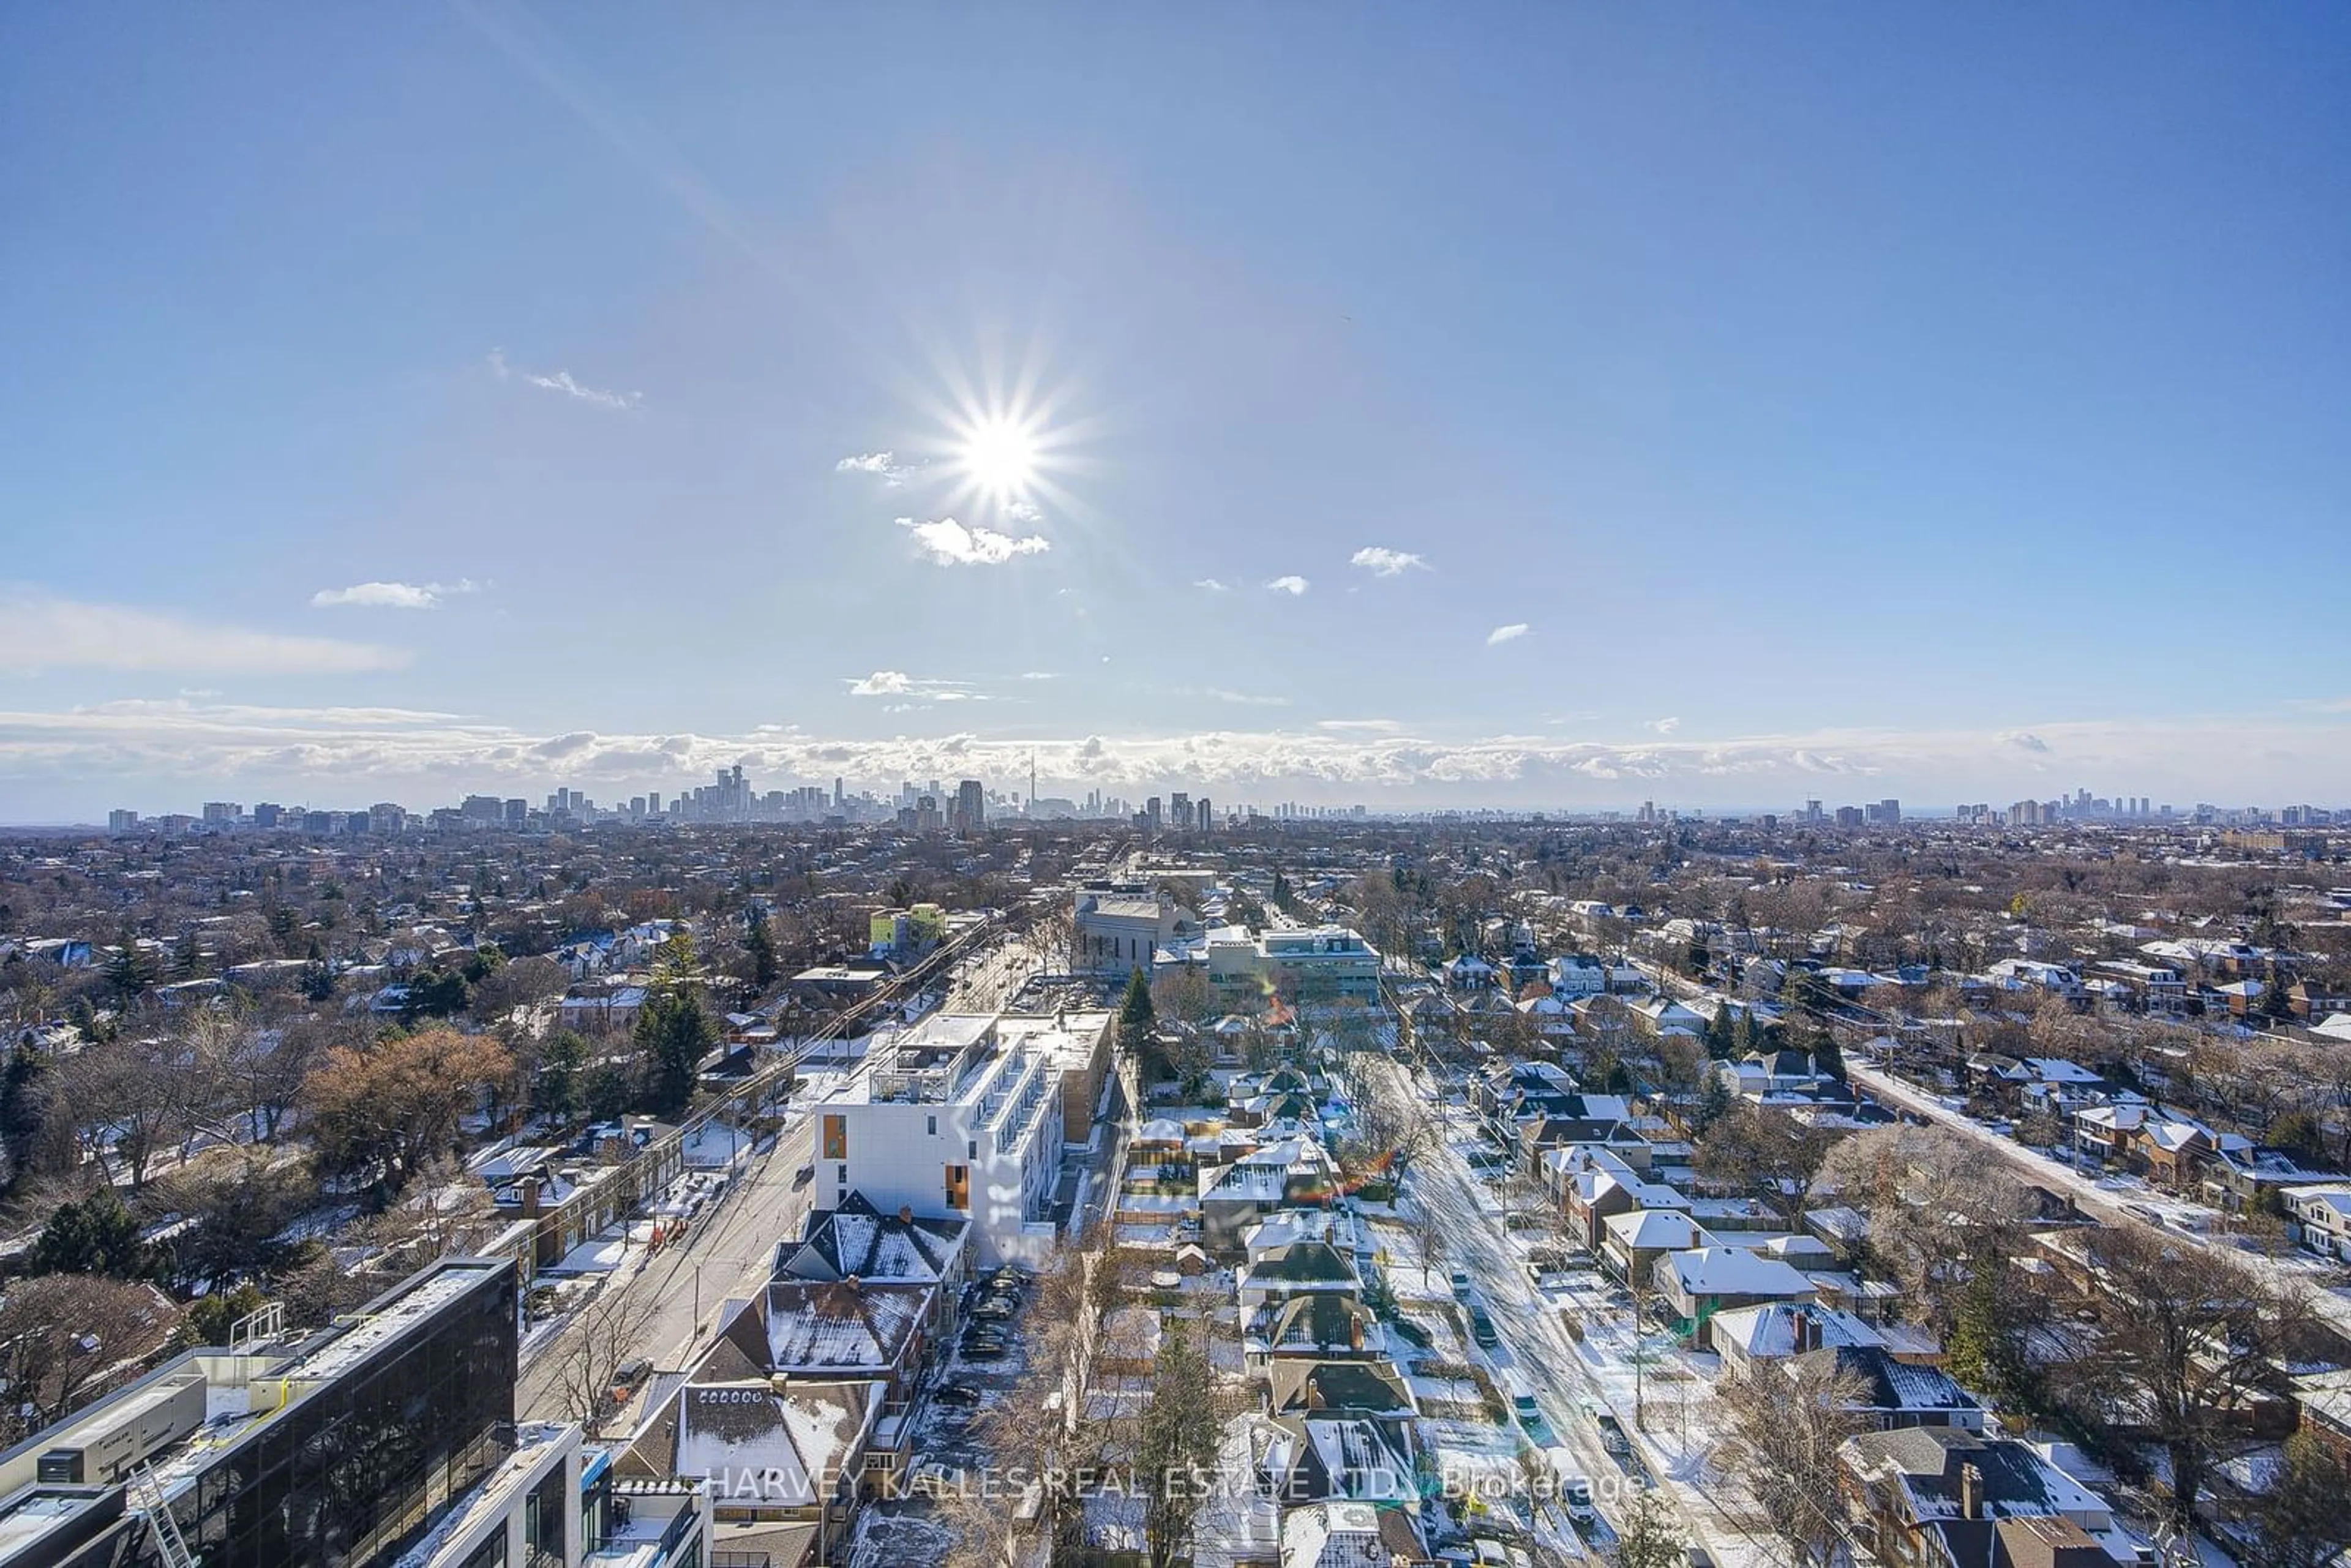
(62, 1035, 189, 1188)
(0, 1274, 182, 1444)
(2053, 1221, 2312, 1527)
(1692, 1103, 1837, 1229)
(1711, 1354, 1871, 1564)
(1809, 1123, 2039, 1339)
(549, 1281, 667, 1432)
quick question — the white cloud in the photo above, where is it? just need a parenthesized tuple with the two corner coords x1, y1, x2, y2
(311, 579, 482, 611)
(1003, 499, 1044, 524)
(846, 671, 981, 702)
(1193, 579, 1232, 592)
(5, 703, 2347, 812)
(1487, 623, 1529, 645)
(1266, 576, 1310, 595)
(836, 450, 920, 487)
(488, 349, 640, 411)
(899, 517, 1051, 567)
(1350, 546, 1429, 577)
(1316, 719, 1407, 733)
(0, 588, 408, 677)
(1020, 671, 1059, 681)
(1202, 689, 1291, 708)
(1647, 716, 1681, 734)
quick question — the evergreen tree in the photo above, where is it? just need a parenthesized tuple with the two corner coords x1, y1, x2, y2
(743, 910, 780, 989)
(1118, 967, 1157, 1057)
(635, 989, 713, 1116)
(28, 1188, 154, 1279)
(1135, 1321, 1225, 1568)
(103, 931, 158, 1005)
(2246, 1431, 2351, 1568)
(536, 1030, 591, 1125)
(0, 1046, 52, 1187)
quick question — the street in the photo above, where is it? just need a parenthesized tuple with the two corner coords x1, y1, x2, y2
(519, 924, 1044, 1424)
(1848, 1060, 2351, 1339)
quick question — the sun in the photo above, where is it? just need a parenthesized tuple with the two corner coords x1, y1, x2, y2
(954, 412, 1042, 505)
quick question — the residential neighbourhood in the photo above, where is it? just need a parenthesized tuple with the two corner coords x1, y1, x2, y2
(2, 798, 2350, 1567)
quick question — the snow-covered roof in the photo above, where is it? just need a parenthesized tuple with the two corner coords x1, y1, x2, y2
(757, 1280, 929, 1371)
(671, 1380, 877, 1506)
(779, 1193, 969, 1284)
(1660, 1246, 1814, 1299)
(1709, 1302, 1884, 1360)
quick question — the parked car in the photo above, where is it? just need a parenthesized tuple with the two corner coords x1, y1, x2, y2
(934, 1383, 982, 1408)
(608, 1358, 653, 1405)
(1469, 1306, 1500, 1349)
(1449, 1269, 1474, 1300)
(1509, 1390, 1553, 1446)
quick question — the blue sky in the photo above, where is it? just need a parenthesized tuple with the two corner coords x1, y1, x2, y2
(2, 5, 2347, 819)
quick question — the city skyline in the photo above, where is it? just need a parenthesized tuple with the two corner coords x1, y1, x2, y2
(5, 7, 2349, 821)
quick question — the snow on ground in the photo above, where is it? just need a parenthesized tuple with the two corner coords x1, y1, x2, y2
(1851, 1062, 2351, 1335)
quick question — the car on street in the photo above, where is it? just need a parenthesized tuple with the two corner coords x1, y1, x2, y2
(1504, 1374, 1553, 1444)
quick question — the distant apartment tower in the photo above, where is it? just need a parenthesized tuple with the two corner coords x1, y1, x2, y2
(106, 809, 138, 833)
(1196, 795, 1213, 833)
(1834, 805, 1865, 828)
(1804, 799, 1823, 822)
(200, 801, 241, 823)
(953, 778, 985, 833)
(1169, 792, 1191, 831)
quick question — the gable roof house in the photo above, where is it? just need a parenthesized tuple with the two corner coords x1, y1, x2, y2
(1837, 1427, 2137, 1568)
(1264, 1359, 1418, 1424)
(1280, 1499, 1432, 1568)
(1709, 1302, 1888, 1379)
(2285, 1185, 2351, 1263)
(1788, 1345, 1987, 1431)
(1257, 1414, 1419, 1510)
(1600, 1207, 1710, 1287)
(1652, 1247, 1817, 1345)
(623, 1379, 880, 1568)
(1243, 1294, 1386, 1371)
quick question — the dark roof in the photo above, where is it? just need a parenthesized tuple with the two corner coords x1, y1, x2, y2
(1265, 1359, 1415, 1419)
(781, 1191, 969, 1283)
(1259, 1293, 1376, 1350)
(1248, 1240, 1359, 1285)
(1793, 1345, 1979, 1416)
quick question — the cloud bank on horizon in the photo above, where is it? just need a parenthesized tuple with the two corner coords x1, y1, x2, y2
(3, 697, 2344, 820)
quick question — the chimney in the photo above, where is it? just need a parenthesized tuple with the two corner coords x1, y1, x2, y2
(518, 1175, 542, 1218)
(1307, 1379, 1325, 1411)
(1959, 1461, 1983, 1521)
(1349, 1315, 1364, 1352)
(1796, 1309, 1818, 1354)
(899, 1205, 915, 1225)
